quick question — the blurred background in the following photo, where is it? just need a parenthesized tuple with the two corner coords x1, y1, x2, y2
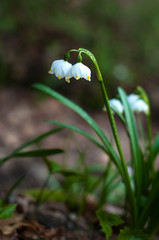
(1, 0, 159, 111)
(0, 0, 159, 189)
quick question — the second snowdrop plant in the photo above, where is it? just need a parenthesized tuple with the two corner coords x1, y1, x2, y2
(20, 48, 158, 239)
(107, 93, 149, 115)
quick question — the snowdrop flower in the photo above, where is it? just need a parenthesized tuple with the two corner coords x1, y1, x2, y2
(131, 99, 149, 114)
(109, 99, 124, 114)
(48, 60, 72, 83)
(127, 94, 148, 114)
(69, 62, 91, 81)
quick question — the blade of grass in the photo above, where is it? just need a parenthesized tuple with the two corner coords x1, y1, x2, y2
(46, 120, 108, 154)
(0, 128, 63, 166)
(151, 133, 159, 161)
(138, 172, 159, 228)
(3, 175, 25, 204)
(13, 148, 64, 158)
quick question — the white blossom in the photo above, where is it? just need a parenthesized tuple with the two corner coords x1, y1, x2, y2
(109, 99, 124, 113)
(48, 60, 72, 83)
(127, 94, 139, 106)
(68, 62, 91, 81)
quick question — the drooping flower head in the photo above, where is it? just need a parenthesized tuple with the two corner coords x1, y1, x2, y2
(48, 60, 72, 83)
(131, 99, 149, 114)
(48, 59, 91, 83)
(127, 94, 149, 114)
(107, 93, 149, 115)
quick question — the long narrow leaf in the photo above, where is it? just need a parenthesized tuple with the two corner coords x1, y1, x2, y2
(0, 128, 63, 166)
(138, 172, 159, 228)
(46, 120, 108, 153)
(33, 83, 122, 174)
(13, 148, 64, 158)
(151, 133, 159, 161)
(118, 88, 143, 207)
(4, 175, 25, 204)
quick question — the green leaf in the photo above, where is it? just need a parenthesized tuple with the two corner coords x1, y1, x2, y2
(45, 160, 61, 173)
(96, 209, 124, 226)
(151, 133, 159, 161)
(4, 175, 25, 204)
(0, 203, 17, 219)
(13, 148, 64, 158)
(0, 127, 63, 166)
(138, 171, 159, 229)
(87, 163, 106, 173)
(118, 88, 143, 204)
(136, 86, 150, 107)
(96, 209, 124, 240)
(46, 120, 108, 153)
(42, 158, 84, 177)
(26, 189, 67, 203)
(33, 83, 122, 174)
(0, 199, 3, 212)
(118, 227, 150, 240)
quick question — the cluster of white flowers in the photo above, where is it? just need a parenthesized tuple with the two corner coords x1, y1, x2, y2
(109, 93, 149, 114)
(49, 60, 91, 83)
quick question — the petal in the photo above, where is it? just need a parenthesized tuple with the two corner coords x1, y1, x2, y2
(71, 62, 91, 81)
(62, 62, 72, 76)
(132, 99, 148, 113)
(79, 63, 91, 80)
(71, 63, 81, 79)
(127, 94, 139, 106)
(50, 59, 64, 72)
(55, 68, 65, 79)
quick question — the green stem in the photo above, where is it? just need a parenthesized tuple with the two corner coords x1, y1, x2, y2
(33, 173, 51, 217)
(146, 110, 154, 178)
(78, 48, 137, 227)
(136, 87, 152, 155)
(147, 112, 153, 153)
(147, 109, 152, 149)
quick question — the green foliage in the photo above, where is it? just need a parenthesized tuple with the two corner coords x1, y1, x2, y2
(151, 134, 159, 161)
(13, 148, 64, 158)
(96, 209, 124, 240)
(118, 227, 150, 240)
(32, 80, 159, 238)
(118, 88, 143, 207)
(0, 199, 17, 219)
(26, 189, 67, 203)
(3, 175, 25, 204)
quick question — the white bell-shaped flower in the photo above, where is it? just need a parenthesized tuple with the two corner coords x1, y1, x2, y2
(69, 62, 91, 81)
(48, 60, 72, 83)
(131, 99, 149, 114)
(109, 99, 124, 113)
